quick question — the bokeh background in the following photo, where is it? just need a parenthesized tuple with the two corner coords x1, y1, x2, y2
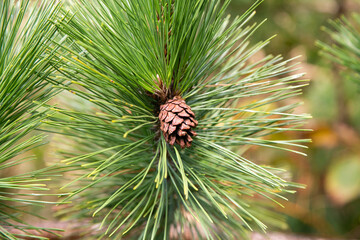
(226, 0, 360, 239)
(14, 0, 360, 239)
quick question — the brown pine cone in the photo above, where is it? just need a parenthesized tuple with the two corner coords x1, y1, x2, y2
(159, 96, 198, 148)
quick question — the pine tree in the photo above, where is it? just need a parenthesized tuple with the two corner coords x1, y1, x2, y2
(318, 13, 360, 80)
(47, 0, 310, 239)
(0, 0, 62, 239)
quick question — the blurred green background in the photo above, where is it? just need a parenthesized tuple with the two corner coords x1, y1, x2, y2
(226, 0, 360, 239)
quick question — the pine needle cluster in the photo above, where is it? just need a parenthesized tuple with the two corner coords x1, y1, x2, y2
(41, 0, 311, 239)
(318, 13, 360, 79)
(0, 0, 62, 239)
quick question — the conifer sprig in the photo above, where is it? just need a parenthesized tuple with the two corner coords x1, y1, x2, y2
(51, 0, 310, 238)
(0, 0, 63, 239)
(318, 13, 360, 77)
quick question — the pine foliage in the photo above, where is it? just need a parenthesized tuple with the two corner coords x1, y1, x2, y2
(318, 13, 360, 78)
(47, 0, 310, 239)
(0, 0, 62, 239)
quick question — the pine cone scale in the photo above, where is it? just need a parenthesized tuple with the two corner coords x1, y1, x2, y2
(185, 108, 195, 117)
(172, 105, 183, 113)
(159, 111, 166, 121)
(172, 115, 184, 125)
(170, 135, 176, 145)
(159, 96, 198, 148)
(165, 112, 175, 122)
(165, 103, 176, 111)
(178, 110, 190, 118)
(179, 102, 190, 109)
(180, 123, 190, 130)
(163, 122, 169, 132)
(168, 125, 176, 134)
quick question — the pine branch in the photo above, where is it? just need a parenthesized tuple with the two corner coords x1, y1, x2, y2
(48, 0, 310, 239)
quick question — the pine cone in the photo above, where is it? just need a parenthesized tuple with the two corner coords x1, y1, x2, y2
(159, 96, 198, 148)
